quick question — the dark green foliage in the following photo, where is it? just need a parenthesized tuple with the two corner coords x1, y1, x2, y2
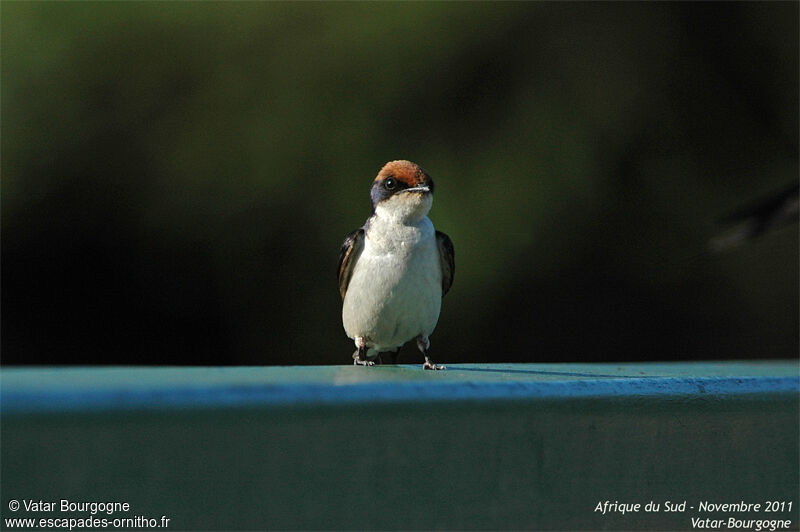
(2, 2, 797, 364)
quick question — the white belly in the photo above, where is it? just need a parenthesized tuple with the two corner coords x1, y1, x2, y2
(342, 218, 442, 351)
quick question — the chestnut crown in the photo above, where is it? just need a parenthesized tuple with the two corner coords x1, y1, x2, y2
(370, 160, 434, 208)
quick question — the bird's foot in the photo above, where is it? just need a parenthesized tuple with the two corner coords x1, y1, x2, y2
(423, 357, 445, 370)
(352, 349, 380, 366)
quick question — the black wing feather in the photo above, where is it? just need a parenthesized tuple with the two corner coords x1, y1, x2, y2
(337, 228, 365, 300)
(436, 230, 455, 297)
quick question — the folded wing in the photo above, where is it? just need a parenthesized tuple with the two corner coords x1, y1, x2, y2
(436, 230, 455, 297)
(337, 228, 365, 300)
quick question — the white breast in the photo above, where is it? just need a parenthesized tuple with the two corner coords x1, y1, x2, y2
(342, 215, 442, 352)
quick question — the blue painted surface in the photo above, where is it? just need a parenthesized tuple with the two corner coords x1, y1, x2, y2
(2, 362, 797, 413)
(2, 362, 797, 530)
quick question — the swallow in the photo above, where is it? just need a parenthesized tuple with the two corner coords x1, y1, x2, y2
(338, 160, 455, 370)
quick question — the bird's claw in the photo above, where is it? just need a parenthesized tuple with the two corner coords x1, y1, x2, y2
(423, 359, 445, 370)
(354, 358, 376, 366)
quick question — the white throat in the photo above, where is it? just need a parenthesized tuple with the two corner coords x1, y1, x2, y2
(373, 192, 433, 226)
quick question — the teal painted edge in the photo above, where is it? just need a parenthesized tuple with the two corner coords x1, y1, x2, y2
(1, 363, 798, 414)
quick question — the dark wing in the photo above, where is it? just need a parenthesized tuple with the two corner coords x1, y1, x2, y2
(436, 230, 455, 297)
(337, 228, 365, 300)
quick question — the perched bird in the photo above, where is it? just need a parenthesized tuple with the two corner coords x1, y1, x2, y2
(338, 160, 455, 370)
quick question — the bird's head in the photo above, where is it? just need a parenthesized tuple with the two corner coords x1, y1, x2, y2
(370, 160, 435, 222)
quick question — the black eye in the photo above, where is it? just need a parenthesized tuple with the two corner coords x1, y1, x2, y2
(384, 178, 396, 191)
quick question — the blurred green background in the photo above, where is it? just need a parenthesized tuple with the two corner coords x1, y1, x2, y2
(2, 2, 797, 366)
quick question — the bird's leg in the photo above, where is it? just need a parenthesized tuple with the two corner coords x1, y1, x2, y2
(352, 336, 375, 366)
(416, 335, 445, 370)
